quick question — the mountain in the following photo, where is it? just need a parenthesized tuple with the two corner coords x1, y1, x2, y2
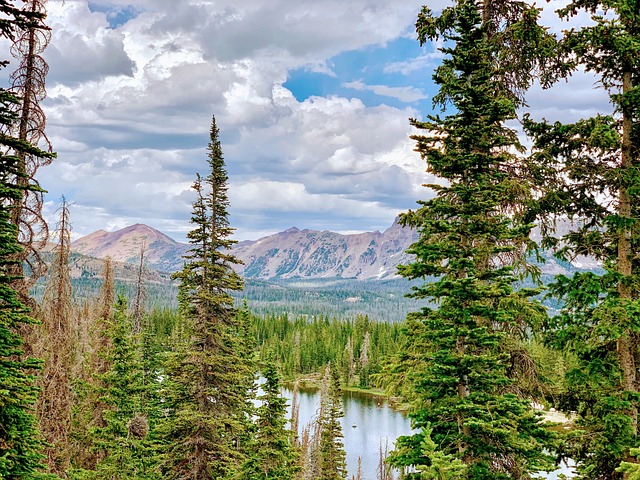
(71, 223, 189, 273)
(233, 219, 417, 279)
(71, 220, 417, 279)
(70, 219, 600, 280)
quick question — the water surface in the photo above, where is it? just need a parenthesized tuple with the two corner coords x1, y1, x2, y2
(282, 386, 575, 479)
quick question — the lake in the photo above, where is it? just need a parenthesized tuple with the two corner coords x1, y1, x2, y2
(281, 386, 575, 480)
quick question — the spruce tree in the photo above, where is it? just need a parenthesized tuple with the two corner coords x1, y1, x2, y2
(523, 0, 640, 471)
(72, 296, 157, 480)
(69, 258, 116, 472)
(0, 125, 49, 479)
(388, 1, 554, 477)
(0, 3, 54, 477)
(159, 115, 252, 480)
(242, 359, 298, 480)
(318, 363, 347, 480)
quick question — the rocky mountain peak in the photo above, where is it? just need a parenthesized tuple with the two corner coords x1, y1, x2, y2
(71, 224, 189, 273)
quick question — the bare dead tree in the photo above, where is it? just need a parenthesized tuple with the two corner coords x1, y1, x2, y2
(352, 458, 362, 480)
(131, 241, 147, 333)
(97, 257, 115, 327)
(377, 441, 395, 480)
(290, 379, 301, 447)
(37, 196, 73, 474)
(2, 0, 54, 296)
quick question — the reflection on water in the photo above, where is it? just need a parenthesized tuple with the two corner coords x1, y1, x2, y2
(281, 386, 575, 480)
(282, 386, 412, 480)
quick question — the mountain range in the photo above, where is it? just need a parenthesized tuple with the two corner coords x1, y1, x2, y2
(57, 220, 603, 321)
(70, 219, 418, 280)
(68, 219, 601, 281)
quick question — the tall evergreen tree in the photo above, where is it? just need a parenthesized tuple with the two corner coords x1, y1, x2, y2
(524, 0, 640, 474)
(318, 363, 347, 480)
(388, 1, 553, 477)
(0, 3, 54, 477)
(0, 107, 49, 480)
(159, 115, 252, 480)
(242, 359, 298, 480)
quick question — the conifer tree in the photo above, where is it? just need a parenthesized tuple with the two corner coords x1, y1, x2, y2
(0, 3, 54, 477)
(0, 107, 49, 480)
(242, 359, 298, 480)
(3, 0, 54, 296)
(69, 258, 116, 472)
(413, 426, 468, 480)
(318, 364, 347, 480)
(159, 114, 252, 480)
(523, 0, 640, 473)
(37, 196, 74, 475)
(358, 331, 370, 388)
(388, 1, 554, 477)
(72, 297, 157, 480)
(525, 0, 640, 472)
(131, 242, 147, 334)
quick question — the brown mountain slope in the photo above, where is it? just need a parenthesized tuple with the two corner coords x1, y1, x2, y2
(71, 223, 189, 273)
(69, 219, 600, 280)
(233, 219, 416, 279)
(71, 220, 417, 279)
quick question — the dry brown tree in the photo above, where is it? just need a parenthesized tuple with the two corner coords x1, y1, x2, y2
(37, 196, 74, 474)
(2, 0, 54, 298)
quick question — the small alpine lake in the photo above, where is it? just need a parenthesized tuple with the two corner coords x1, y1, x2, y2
(281, 385, 575, 479)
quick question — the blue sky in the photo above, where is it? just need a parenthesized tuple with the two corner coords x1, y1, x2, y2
(1, 0, 609, 242)
(285, 37, 435, 110)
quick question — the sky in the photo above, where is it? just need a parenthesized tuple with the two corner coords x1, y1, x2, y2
(2, 0, 611, 242)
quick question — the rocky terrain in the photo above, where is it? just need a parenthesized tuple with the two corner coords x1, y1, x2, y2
(233, 219, 417, 279)
(70, 219, 418, 279)
(71, 223, 189, 273)
(69, 219, 600, 280)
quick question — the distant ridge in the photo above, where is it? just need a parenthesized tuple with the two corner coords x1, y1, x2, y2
(71, 220, 417, 279)
(71, 223, 189, 273)
(70, 219, 600, 279)
(232, 218, 417, 279)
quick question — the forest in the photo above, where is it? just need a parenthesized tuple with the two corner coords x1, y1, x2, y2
(2, 0, 640, 479)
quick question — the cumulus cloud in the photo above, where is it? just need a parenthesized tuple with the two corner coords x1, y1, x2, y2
(21, 0, 615, 243)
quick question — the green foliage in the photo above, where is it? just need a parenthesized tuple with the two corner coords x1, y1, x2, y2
(237, 278, 423, 323)
(524, 0, 640, 474)
(241, 359, 299, 480)
(250, 312, 402, 388)
(387, 0, 555, 477)
(158, 115, 255, 480)
(412, 425, 468, 480)
(70, 297, 159, 480)
(0, 168, 49, 479)
(0, 4, 55, 477)
(618, 448, 640, 479)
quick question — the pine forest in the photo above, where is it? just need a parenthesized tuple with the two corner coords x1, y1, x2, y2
(1, 0, 640, 479)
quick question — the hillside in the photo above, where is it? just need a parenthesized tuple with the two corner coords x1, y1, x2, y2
(70, 220, 417, 279)
(71, 223, 189, 273)
(233, 219, 417, 279)
(51, 220, 604, 321)
(70, 220, 600, 280)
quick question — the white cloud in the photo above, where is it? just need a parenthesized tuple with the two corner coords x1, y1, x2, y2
(343, 80, 427, 103)
(384, 41, 445, 75)
(16, 0, 617, 243)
